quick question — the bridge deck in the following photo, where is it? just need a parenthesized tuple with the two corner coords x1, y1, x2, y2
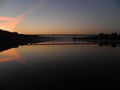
(27, 34, 96, 36)
(27, 43, 94, 46)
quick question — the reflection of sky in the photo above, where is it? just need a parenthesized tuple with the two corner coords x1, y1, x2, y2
(0, 43, 120, 89)
(0, 0, 120, 34)
(0, 48, 25, 64)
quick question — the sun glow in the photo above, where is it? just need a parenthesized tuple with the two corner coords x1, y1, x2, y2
(0, 5, 39, 32)
(0, 0, 47, 32)
(0, 26, 13, 31)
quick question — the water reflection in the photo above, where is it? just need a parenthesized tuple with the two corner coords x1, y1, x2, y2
(0, 40, 43, 64)
(0, 39, 120, 89)
(0, 48, 26, 64)
(0, 84, 3, 90)
(28, 40, 120, 48)
(0, 39, 119, 64)
(0, 39, 120, 53)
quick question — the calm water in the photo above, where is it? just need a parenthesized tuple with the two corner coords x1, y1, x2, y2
(0, 41, 120, 89)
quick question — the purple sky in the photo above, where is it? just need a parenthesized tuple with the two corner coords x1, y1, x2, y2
(0, 0, 120, 34)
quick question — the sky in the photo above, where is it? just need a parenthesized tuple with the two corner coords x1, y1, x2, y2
(0, 0, 120, 34)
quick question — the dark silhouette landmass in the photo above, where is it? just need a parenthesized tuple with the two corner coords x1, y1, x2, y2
(74, 32, 120, 47)
(0, 29, 50, 52)
(74, 32, 120, 40)
(0, 29, 50, 43)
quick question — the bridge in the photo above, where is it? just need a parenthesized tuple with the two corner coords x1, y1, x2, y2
(27, 42, 94, 46)
(25, 34, 97, 46)
(27, 34, 96, 37)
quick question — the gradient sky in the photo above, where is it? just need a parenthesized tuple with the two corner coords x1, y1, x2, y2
(0, 0, 120, 34)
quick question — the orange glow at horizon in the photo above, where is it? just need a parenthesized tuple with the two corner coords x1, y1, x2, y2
(0, 0, 47, 33)
(0, 17, 12, 21)
(0, 7, 37, 32)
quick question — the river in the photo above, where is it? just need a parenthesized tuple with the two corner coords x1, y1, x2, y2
(0, 40, 120, 89)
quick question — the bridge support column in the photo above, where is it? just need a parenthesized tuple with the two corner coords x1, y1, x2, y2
(73, 35, 76, 44)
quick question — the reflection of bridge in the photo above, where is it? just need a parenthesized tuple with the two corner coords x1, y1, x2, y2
(27, 40, 120, 48)
(38, 34, 95, 36)
(28, 41, 94, 46)
(28, 43, 94, 46)
(27, 41, 120, 48)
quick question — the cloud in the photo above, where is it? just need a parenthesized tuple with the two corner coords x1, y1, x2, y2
(0, 3, 40, 31)
(0, 17, 12, 21)
(0, 0, 48, 32)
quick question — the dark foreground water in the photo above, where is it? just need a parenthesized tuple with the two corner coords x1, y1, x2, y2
(0, 41, 120, 89)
